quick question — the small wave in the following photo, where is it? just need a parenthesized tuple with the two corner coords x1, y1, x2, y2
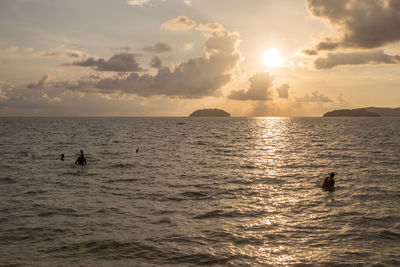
(193, 209, 265, 220)
(167, 253, 232, 266)
(194, 141, 207, 146)
(106, 178, 139, 183)
(152, 217, 172, 224)
(95, 207, 121, 214)
(38, 207, 79, 217)
(2, 227, 67, 243)
(0, 177, 16, 183)
(111, 163, 137, 168)
(240, 165, 257, 169)
(179, 191, 210, 200)
(22, 190, 48, 196)
(166, 197, 185, 202)
(377, 229, 400, 240)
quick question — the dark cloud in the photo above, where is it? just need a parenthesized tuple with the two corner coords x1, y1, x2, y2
(142, 42, 172, 53)
(296, 90, 333, 103)
(314, 50, 400, 69)
(43, 51, 62, 57)
(72, 53, 143, 72)
(27, 74, 54, 89)
(307, 0, 400, 52)
(228, 72, 274, 101)
(277, 84, 289, 99)
(67, 52, 82, 58)
(51, 31, 241, 99)
(162, 16, 196, 31)
(82, 73, 103, 80)
(150, 56, 162, 69)
(251, 102, 269, 117)
(43, 50, 87, 58)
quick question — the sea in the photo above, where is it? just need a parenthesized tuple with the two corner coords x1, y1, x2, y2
(0, 117, 399, 266)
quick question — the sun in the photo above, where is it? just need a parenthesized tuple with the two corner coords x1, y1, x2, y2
(263, 50, 283, 67)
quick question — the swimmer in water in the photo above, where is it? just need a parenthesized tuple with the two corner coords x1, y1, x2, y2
(322, 172, 335, 189)
(60, 154, 65, 161)
(75, 150, 87, 165)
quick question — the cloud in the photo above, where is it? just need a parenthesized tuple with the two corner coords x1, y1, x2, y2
(127, 0, 193, 8)
(42, 50, 87, 58)
(43, 51, 62, 57)
(251, 102, 270, 117)
(142, 42, 172, 53)
(119, 46, 131, 51)
(27, 74, 55, 90)
(302, 38, 339, 55)
(127, 0, 150, 6)
(150, 56, 162, 69)
(276, 84, 289, 99)
(67, 50, 88, 58)
(196, 23, 226, 32)
(314, 50, 400, 69)
(184, 43, 194, 51)
(296, 90, 333, 103)
(0, 81, 14, 101)
(45, 31, 240, 99)
(162, 16, 196, 31)
(228, 72, 274, 101)
(307, 0, 400, 52)
(72, 53, 144, 72)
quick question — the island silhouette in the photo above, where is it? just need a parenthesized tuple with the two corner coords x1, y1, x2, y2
(189, 109, 231, 117)
(323, 107, 400, 117)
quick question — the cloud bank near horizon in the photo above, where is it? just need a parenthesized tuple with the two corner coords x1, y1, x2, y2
(314, 50, 400, 69)
(26, 29, 241, 99)
(72, 53, 144, 72)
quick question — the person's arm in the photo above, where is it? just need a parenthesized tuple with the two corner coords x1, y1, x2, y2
(322, 178, 328, 188)
(84, 158, 87, 165)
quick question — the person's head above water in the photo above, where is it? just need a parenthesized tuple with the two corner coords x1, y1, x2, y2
(330, 172, 335, 178)
(80, 150, 84, 155)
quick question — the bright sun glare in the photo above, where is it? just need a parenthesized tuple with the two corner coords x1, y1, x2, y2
(264, 50, 283, 67)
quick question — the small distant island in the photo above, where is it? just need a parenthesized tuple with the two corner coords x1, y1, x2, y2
(323, 107, 400, 117)
(189, 109, 231, 117)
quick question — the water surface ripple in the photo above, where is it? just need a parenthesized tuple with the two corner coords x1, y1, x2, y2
(0, 117, 399, 266)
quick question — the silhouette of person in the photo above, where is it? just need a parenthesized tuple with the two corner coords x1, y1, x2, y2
(75, 150, 87, 165)
(60, 154, 65, 161)
(322, 172, 335, 189)
(136, 148, 139, 153)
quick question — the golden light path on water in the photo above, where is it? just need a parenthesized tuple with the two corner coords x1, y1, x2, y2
(222, 118, 325, 265)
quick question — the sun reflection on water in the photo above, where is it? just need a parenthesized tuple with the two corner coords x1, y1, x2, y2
(230, 118, 317, 265)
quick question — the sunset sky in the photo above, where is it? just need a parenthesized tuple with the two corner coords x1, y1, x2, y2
(1, 0, 399, 116)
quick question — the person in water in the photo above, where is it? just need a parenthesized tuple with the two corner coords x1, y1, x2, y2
(75, 150, 87, 165)
(322, 172, 335, 189)
(60, 154, 65, 161)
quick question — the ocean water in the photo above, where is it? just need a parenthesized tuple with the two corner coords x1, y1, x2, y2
(0, 117, 399, 266)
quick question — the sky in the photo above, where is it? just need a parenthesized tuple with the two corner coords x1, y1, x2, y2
(0, 0, 399, 117)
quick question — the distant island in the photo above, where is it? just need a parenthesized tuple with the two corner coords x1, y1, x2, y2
(323, 107, 400, 117)
(189, 109, 231, 117)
